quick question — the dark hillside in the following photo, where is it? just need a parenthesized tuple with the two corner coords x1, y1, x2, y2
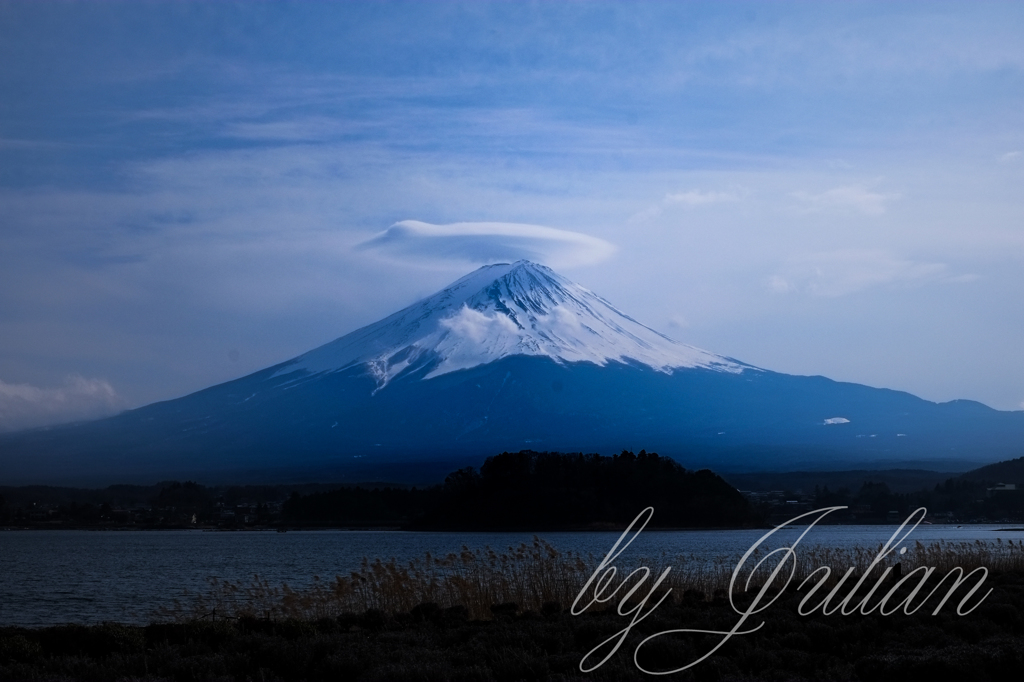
(963, 456, 1024, 484)
(409, 449, 757, 530)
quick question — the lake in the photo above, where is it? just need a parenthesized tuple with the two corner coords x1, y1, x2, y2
(1, 523, 1020, 626)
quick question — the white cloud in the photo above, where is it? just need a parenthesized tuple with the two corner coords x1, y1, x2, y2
(946, 273, 981, 284)
(440, 306, 521, 344)
(792, 184, 898, 216)
(356, 220, 616, 269)
(767, 275, 795, 294)
(630, 188, 742, 223)
(0, 375, 123, 432)
(664, 190, 741, 206)
(549, 305, 582, 331)
(768, 250, 947, 297)
(999, 151, 1021, 163)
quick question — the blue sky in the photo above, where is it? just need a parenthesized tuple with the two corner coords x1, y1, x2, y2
(1, 2, 1023, 430)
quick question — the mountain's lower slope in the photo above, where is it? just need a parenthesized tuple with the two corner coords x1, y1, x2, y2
(4, 261, 1021, 485)
(2, 354, 1022, 485)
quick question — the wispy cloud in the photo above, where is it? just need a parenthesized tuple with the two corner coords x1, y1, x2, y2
(630, 188, 741, 222)
(947, 273, 981, 284)
(768, 250, 947, 297)
(0, 376, 123, 432)
(792, 184, 898, 216)
(223, 117, 357, 142)
(665, 189, 741, 206)
(999, 151, 1021, 163)
(356, 220, 616, 269)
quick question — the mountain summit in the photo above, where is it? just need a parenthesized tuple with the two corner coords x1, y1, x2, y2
(281, 261, 744, 392)
(3, 261, 1024, 485)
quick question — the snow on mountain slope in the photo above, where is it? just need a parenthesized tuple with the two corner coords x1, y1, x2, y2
(277, 261, 749, 391)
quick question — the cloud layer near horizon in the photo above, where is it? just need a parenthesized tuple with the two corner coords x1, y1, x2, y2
(0, 376, 123, 433)
(357, 221, 616, 269)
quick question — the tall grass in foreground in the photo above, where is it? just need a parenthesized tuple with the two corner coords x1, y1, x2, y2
(157, 537, 1024, 622)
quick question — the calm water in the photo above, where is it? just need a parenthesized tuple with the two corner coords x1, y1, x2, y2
(1, 524, 1020, 626)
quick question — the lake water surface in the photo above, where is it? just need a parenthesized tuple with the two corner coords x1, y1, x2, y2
(2, 524, 1020, 626)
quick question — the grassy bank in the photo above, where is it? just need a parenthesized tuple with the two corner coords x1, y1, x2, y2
(5, 537, 1024, 680)
(156, 534, 1024, 623)
(3, 569, 1024, 681)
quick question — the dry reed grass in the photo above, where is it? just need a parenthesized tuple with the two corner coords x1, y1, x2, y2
(157, 535, 1024, 622)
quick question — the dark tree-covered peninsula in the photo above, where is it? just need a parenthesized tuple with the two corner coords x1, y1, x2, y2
(419, 449, 758, 530)
(282, 450, 758, 530)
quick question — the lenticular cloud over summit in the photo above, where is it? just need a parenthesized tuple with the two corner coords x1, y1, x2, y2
(356, 220, 615, 268)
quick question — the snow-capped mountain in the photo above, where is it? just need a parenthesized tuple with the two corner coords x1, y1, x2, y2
(2, 261, 1024, 486)
(281, 261, 745, 391)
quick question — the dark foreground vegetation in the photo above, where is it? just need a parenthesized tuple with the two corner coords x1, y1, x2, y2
(5, 505, 1024, 681)
(2, 527, 1012, 681)
(3, 568, 1024, 682)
